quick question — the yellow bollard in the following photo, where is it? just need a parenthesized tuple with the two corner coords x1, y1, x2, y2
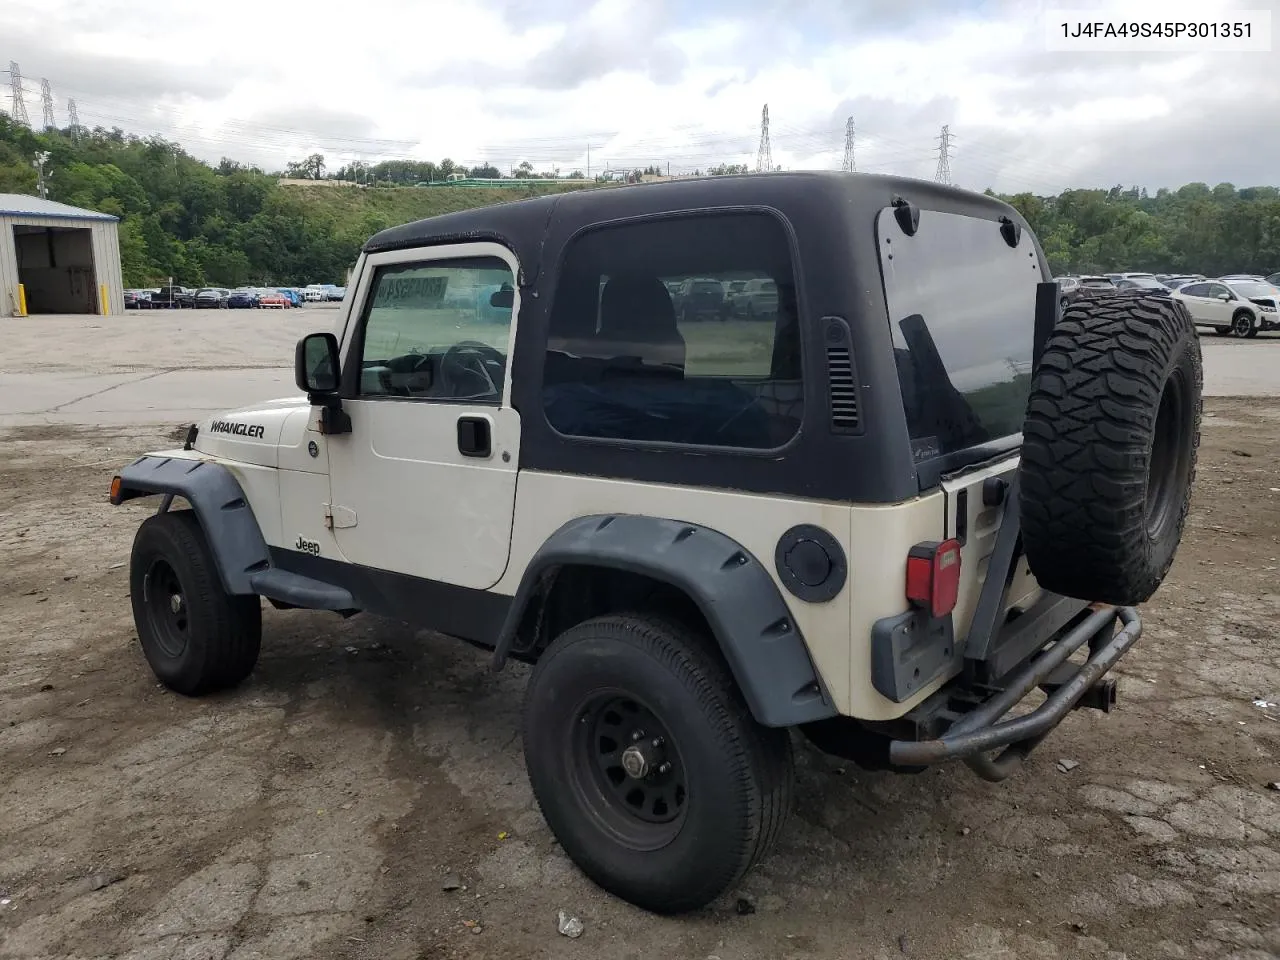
(100, 283, 109, 315)
(17, 283, 27, 316)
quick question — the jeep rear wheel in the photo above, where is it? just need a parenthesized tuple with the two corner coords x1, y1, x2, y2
(1020, 294, 1202, 606)
(522, 614, 794, 914)
(129, 511, 262, 696)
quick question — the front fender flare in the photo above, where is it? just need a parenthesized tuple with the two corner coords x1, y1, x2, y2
(110, 455, 270, 596)
(491, 514, 837, 728)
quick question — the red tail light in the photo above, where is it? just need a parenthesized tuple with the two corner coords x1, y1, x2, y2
(905, 539, 962, 619)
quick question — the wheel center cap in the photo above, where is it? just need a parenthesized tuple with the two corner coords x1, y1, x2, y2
(620, 745, 649, 779)
(170, 594, 184, 615)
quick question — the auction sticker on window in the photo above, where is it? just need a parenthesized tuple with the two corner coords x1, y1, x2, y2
(1045, 8, 1272, 51)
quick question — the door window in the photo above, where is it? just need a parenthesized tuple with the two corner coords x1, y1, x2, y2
(355, 256, 515, 402)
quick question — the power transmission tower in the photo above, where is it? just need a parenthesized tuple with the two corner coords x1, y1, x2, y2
(67, 99, 80, 141)
(8, 61, 30, 127)
(841, 117, 856, 173)
(40, 78, 55, 130)
(934, 124, 953, 186)
(755, 104, 773, 174)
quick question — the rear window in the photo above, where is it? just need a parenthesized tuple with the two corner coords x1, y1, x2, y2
(877, 207, 1041, 464)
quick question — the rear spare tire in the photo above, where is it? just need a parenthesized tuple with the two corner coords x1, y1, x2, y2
(1019, 293, 1202, 606)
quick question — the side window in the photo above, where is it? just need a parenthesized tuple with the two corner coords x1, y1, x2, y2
(1206, 283, 1228, 299)
(542, 212, 803, 450)
(1180, 283, 1206, 297)
(356, 256, 514, 402)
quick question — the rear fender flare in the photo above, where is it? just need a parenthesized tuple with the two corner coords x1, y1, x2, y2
(491, 514, 837, 728)
(110, 455, 270, 595)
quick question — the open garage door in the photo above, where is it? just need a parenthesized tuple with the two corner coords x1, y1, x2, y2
(14, 226, 99, 314)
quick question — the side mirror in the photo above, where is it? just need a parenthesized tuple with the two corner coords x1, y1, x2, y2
(295, 332, 340, 395)
(1218, 293, 1232, 301)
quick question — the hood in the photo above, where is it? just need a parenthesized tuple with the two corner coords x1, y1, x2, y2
(193, 396, 309, 467)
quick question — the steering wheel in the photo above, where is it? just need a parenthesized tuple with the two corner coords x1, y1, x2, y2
(376, 350, 433, 396)
(441, 340, 506, 399)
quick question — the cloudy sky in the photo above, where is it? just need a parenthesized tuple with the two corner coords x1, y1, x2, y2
(1, 0, 1276, 193)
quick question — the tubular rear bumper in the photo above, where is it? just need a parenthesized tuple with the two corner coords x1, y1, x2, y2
(887, 604, 1141, 782)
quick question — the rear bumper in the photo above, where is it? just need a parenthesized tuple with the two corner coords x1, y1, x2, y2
(887, 604, 1141, 781)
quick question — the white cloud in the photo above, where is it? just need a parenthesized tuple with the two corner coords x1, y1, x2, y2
(2, 0, 1276, 191)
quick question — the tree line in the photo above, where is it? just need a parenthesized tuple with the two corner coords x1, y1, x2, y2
(2, 115, 1277, 288)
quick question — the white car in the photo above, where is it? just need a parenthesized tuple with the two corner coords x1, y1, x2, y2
(1172, 278, 1280, 338)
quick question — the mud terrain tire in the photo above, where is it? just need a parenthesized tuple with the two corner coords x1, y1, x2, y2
(129, 510, 263, 695)
(1020, 293, 1202, 606)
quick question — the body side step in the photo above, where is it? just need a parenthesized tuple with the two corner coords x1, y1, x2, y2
(248, 568, 356, 611)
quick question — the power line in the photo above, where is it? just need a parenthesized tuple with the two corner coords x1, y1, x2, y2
(756, 104, 773, 174)
(40, 78, 55, 131)
(8, 61, 29, 127)
(934, 124, 953, 186)
(841, 117, 856, 173)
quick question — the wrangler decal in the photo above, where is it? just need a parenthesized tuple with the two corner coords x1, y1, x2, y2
(210, 420, 265, 439)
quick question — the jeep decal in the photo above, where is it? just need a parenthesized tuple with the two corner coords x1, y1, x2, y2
(210, 419, 265, 439)
(294, 535, 321, 556)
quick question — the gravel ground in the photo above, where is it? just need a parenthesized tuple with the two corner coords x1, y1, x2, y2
(0, 313, 1278, 960)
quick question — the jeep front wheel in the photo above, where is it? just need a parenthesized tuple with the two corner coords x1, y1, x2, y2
(522, 614, 794, 914)
(129, 511, 262, 696)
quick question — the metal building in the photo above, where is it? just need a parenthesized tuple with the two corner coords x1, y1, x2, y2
(0, 194, 125, 318)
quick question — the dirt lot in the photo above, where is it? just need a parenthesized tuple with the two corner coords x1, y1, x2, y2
(1, 319, 1279, 959)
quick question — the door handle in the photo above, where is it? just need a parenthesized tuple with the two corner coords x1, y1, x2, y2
(457, 415, 492, 458)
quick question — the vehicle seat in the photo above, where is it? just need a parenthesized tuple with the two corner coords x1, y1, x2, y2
(597, 276, 686, 375)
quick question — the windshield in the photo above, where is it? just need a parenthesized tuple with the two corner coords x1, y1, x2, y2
(879, 207, 1037, 465)
(1127, 277, 1167, 289)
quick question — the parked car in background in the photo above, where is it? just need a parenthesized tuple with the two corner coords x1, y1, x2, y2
(195, 288, 229, 309)
(124, 289, 152, 309)
(276, 288, 304, 307)
(303, 286, 326, 302)
(1114, 276, 1171, 293)
(671, 276, 726, 322)
(151, 286, 196, 309)
(330, 286, 347, 301)
(1062, 275, 1118, 306)
(1163, 276, 1204, 291)
(257, 290, 290, 309)
(726, 277, 780, 319)
(721, 279, 749, 312)
(226, 289, 259, 309)
(1266, 272, 1280, 287)
(1172, 278, 1277, 338)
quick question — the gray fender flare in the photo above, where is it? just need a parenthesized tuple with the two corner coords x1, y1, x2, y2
(111, 455, 270, 596)
(490, 514, 838, 728)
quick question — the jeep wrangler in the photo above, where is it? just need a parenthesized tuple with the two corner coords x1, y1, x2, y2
(109, 172, 1202, 915)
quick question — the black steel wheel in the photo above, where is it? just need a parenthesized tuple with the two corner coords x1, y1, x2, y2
(571, 693, 688, 850)
(141, 557, 191, 659)
(522, 613, 794, 914)
(129, 510, 262, 696)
